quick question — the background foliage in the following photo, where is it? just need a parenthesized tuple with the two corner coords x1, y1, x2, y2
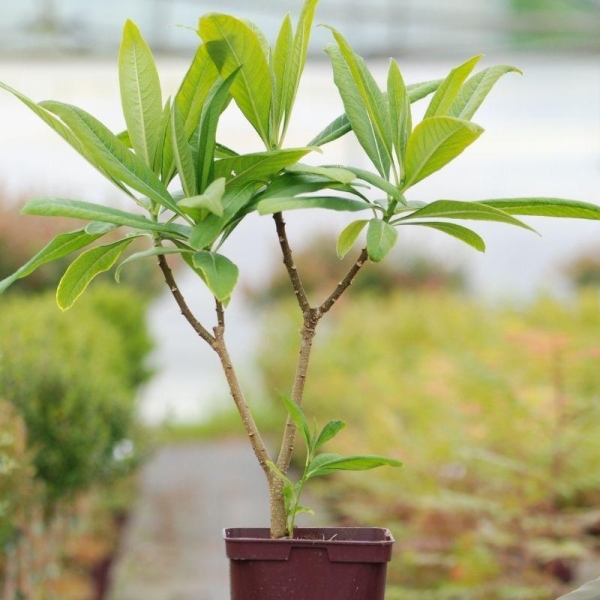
(259, 263, 600, 598)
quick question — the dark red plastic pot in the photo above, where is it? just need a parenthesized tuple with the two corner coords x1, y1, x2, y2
(224, 527, 394, 600)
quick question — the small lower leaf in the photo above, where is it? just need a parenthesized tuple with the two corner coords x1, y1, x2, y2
(280, 392, 311, 452)
(367, 219, 398, 262)
(192, 250, 239, 303)
(337, 220, 368, 259)
(307, 453, 402, 479)
(57, 238, 135, 310)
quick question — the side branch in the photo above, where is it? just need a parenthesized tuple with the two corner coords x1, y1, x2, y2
(157, 254, 215, 347)
(213, 329, 273, 475)
(319, 249, 368, 316)
(273, 213, 311, 314)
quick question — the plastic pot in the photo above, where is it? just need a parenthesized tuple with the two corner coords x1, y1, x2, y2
(224, 526, 394, 600)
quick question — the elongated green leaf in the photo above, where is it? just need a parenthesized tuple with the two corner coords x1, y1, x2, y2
(215, 142, 238, 158)
(337, 219, 368, 259)
(195, 69, 240, 193)
(199, 14, 271, 143)
(307, 78, 442, 148)
(281, 0, 319, 139)
(398, 221, 485, 252)
(308, 113, 351, 147)
(387, 59, 412, 175)
(214, 148, 313, 187)
(161, 45, 221, 182)
(119, 20, 163, 167)
(477, 197, 600, 220)
(280, 392, 311, 451)
(40, 101, 181, 214)
(407, 79, 444, 103)
(367, 219, 398, 262)
(325, 32, 392, 178)
(170, 104, 197, 198)
(189, 184, 256, 249)
(21, 198, 189, 237)
(344, 166, 403, 202)
(258, 196, 371, 215)
(314, 420, 346, 453)
(424, 55, 482, 119)
(403, 117, 483, 190)
(257, 173, 343, 201)
(115, 246, 192, 282)
(272, 14, 294, 142)
(241, 18, 270, 59)
(0, 82, 139, 201)
(449, 65, 521, 120)
(57, 238, 135, 310)
(0, 228, 110, 294)
(307, 453, 402, 479)
(192, 250, 239, 302)
(399, 200, 535, 231)
(285, 164, 356, 184)
(153, 98, 172, 175)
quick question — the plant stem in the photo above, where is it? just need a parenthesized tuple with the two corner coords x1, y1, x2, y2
(269, 215, 369, 536)
(157, 253, 285, 533)
(273, 213, 311, 314)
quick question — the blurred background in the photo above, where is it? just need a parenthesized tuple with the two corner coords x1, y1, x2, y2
(1, 1, 600, 599)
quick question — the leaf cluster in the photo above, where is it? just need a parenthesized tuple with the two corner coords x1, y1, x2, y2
(1, 1, 598, 310)
(268, 393, 401, 535)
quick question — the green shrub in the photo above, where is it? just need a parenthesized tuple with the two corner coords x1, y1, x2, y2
(259, 291, 600, 597)
(0, 288, 149, 509)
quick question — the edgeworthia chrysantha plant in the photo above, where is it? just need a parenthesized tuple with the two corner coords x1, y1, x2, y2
(1, 0, 599, 539)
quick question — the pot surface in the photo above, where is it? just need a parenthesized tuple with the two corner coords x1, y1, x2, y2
(224, 527, 394, 600)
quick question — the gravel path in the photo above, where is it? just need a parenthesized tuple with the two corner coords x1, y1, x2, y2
(107, 441, 271, 600)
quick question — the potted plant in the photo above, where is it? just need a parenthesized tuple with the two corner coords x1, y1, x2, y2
(1, 1, 599, 598)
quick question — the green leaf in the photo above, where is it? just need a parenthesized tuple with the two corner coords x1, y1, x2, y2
(258, 196, 372, 215)
(194, 69, 240, 193)
(399, 200, 535, 231)
(337, 219, 368, 259)
(314, 420, 346, 453)
(199, 14, 271, 144)
(21, 198, 189, 238)
(407, 78, 444, 103)
(0, 228, 111, 294)
(153, 98, 173, 175)
(449, 65, 521, 121)
(325, 36, 392, 178)
(272, 14, 294, 142)
(0, 82, 136, 201)
(161, 44, 221, 182)
(188, 184, 256, 250)
(281, 0, 319, 140)
(403, 116, 483, 190)
(115, 246, 192, 282)
(307, 453, 402, 479)
(477, 197, 600, 220)
(57, 238, 135, 310)
(307, 78, 442, 148)
(398, 221, 486, 252)
(170, 104, 197, 198)
(367, 219, 398, 262)
(214, 148, 313, 187)
(343, 166, 403, 203)
(40, 101, 181, 215)
(295, 505, 315, 516)
(192, 250, 239, 302)
(285, 164, 356, 184)
(280, 392, 311, 451)
(387, 59, 412, 175)
(308, 113, 351, 147)
(424, 55, 482, 119)
(179, 178, 226, 219)
(119, 20, 163, 166)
